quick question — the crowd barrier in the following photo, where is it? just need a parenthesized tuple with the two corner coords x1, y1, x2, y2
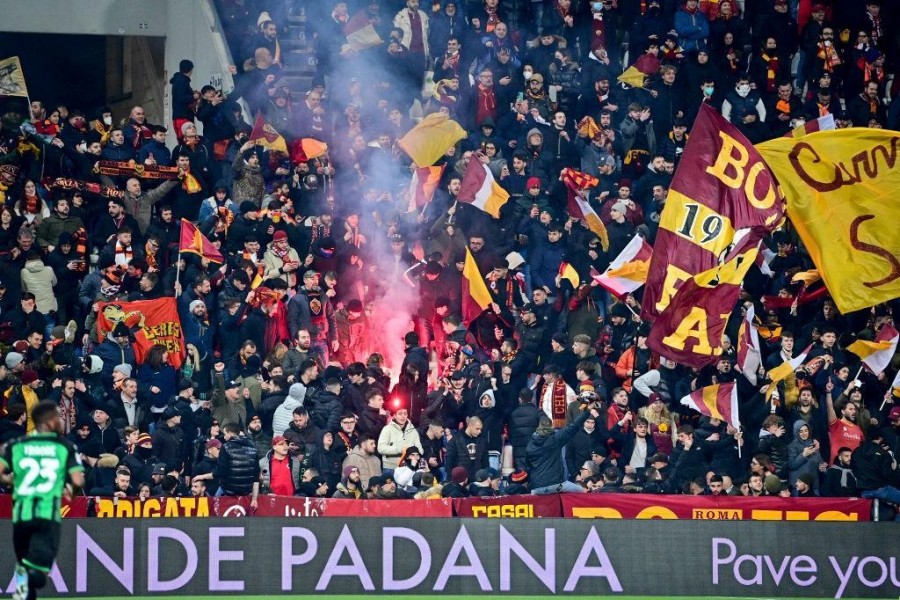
(0, 493, 873, 520)
(0, 518, 894, 597)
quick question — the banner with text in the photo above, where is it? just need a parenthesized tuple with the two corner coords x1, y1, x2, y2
(96, 298, 186, 368)
(560, 493, 871, 521)
(642, 104, 783, 321)
(453, 495, 562, 518)
(1, 519, 894, 598)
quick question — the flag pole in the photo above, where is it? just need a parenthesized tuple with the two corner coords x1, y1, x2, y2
(176, 250, 182, 288)
(736, 426, 742, 460)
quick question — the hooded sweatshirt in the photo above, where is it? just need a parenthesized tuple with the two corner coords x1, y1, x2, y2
(272, 383, 305, 436)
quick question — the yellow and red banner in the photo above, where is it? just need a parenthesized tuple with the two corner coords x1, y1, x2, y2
(757, 129, 900, 313)
(642, 104, 784, 321)
(96, 298, 186, 368)
(561, 494, 871, 521)
(647, 247, 757, 368)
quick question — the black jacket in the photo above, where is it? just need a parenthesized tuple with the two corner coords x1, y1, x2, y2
(526, 411, 590, 489)
(309, 390, 342, 432)
(217, 436, 260, 495)
(508, 403, 541, 450)
(852, 440, 900, 491)
(445, 430, 489, 481)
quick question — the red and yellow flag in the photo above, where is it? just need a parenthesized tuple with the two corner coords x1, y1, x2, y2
(642, 104, 784, 321)
(647, 247, 757, 368)
(408, 164, 445, 212)
(846, 324, 898, 376)
(462, 248, 492, 323)
(179, 219, 224, 264)
(680, 381, 740, 428)
(398, 113, 467, 167)
(561, 168, 608, 251)
(96, 298, 186, 368)
(249, 113, 288, 154)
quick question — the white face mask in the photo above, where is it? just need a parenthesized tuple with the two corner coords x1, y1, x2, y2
(736, 84, 750, 97)
(523, 70, 533, 80)
(103, 116, 112, 126)
(824, 40, 832, 47)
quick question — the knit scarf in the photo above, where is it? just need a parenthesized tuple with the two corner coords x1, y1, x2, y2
(542, 378, 568, 428)
(271, 242, 290, 260)
(72, 227, 88, 270)
(817, 43, 841, 71)
(145, 242, 159, 271)
(102, 267, 123, 296)
(860, 59, 884, 84)
(485, 5, 500, 32)
(776, 99, 791, 114)
(59, 395, 77, 434)
(817, 101, 830, 117)
(23, 194, 40, 215)
(478, 84, 496, 114)
(761, 52, 779, 93)
(115, 242, 133, 266)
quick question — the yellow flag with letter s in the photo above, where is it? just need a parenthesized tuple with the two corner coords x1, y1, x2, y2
(757, 130, 900, 313)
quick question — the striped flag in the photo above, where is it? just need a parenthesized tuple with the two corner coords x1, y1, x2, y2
(179, 219, 224, 263)
(558, 261, 580, 289)
(561, 168, 608, 251)
(767, 343, 813, 387)
(341, 11, 383, 54)
(592, 235, 652, 298)
(462, 248, 492, 323)
(407, 165, 445, 212)
(846, 325, 899, 377)
(458, 158, 509, 218)
(784, 113, 835, 138)
(680, 382, 740, 428)
(736, 304, 762, 385)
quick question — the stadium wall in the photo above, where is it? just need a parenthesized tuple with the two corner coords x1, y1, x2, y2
(0, 519, 896, 598)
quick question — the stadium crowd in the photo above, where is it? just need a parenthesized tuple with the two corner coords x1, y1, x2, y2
(0, 0, 898, 510)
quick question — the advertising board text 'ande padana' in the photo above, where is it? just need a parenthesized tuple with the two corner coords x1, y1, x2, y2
(0, 519, 895, 598)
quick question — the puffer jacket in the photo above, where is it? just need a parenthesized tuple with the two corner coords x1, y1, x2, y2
(508, 402, 541, 451)
(217, 436, 260, 495)
(21, 259, 57, 313)
(526, 411, 590, 489)
(309, 390, 342, 432)
(377, 419, 422, 470)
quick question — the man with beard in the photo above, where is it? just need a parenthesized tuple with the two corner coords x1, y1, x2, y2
(36, 197, 84, 252)
(333, 465, 364, 499)
(821, 447, 858, 497)
(825, 379, 865, 462)
(288, 270, 338, 364)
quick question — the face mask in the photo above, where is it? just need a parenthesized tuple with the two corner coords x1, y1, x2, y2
(824, 39, 832, 47)
(523, 70, 533, 80)
(703, 86, 714, 96)
(737, 84, 750, 97)
(592, 2, 603, 10)
(103, 116, 112, 126)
